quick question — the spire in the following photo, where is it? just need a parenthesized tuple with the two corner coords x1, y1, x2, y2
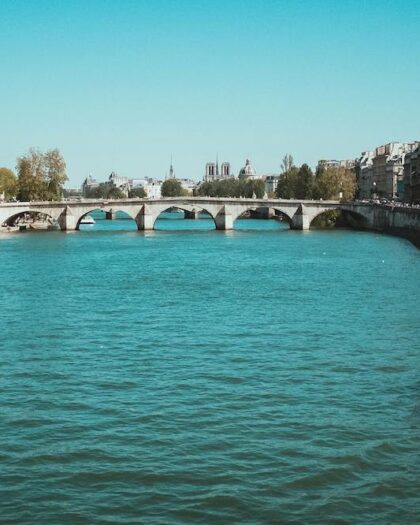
(216, 153, 219, 176)
(169, 154, 175, 179)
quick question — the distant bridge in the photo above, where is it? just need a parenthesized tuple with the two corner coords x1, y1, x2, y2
(0, 198, 419, 243)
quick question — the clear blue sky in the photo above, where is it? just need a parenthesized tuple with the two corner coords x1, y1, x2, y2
(0, 0, 419, 185)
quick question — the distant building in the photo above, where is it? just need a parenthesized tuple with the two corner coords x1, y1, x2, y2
(82, 175, 99, 196)
(145, 179, 163, 199)
(221, 162, 231, 177)
(205, 162, 217, 180)
(168, 161, 175, 179)
(317, 159, 356, 172)
(107, 171, 130, 196)
(355, 150, 375, 199)
(131, 177, 163, 199)
(355, 142, 418, 200)
(263, 175, 280, 195)
(404, 144, 420, 203)
(108, 171, 129, 187)
(204, 160, 231, 181)
(179, 178, 198, 193)
(131, 178, 149, 188)
(238, 159, 258, 179)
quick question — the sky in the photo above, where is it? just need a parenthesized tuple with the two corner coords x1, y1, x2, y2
(0, 0, 419, 185)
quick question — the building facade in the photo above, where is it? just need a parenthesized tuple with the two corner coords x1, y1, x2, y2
(82, 175, 100, 196)
(404, 145, 420, 203)
(204, 160, 231, 181)
(317, 159, 356, 172)
(263, 175, 280, 195)
(355, 142, 419, 200)
(356, 151, 375, 199)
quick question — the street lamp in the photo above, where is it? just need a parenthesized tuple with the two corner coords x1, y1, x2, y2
(372, 181, 377, 200)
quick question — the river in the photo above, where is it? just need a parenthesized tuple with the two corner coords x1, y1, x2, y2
(0, 212, 419, 524)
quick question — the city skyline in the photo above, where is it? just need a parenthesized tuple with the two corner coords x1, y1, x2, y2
(1, 0, 419, 185)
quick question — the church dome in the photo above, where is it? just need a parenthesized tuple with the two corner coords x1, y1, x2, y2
(239, 159, 257, 178)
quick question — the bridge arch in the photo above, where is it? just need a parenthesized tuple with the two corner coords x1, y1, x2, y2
(148, 204, 217, 230)
(1, 210, 57, 230)
(75, 207, 138, 230)
(308, 206, 370, 229)
(231, 205, 294, 228)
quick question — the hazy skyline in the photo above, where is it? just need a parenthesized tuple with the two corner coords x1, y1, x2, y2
(0, 0, 419, 185)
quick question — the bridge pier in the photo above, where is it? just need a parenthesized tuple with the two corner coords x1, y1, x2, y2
(184, 210, 198, 220)
(291, 204, 310, 230)
(136, 205, 155, 230)
(105, 210, 117, 220)
(58, 206, 77, 231)
(214, 207, 233, 230)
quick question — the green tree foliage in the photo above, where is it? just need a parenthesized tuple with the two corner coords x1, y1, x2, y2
(0, 167, 18, 199)
(311, 210, 342, 228)
(161, 178, 184, 197)
(84, 183, 108, 199)
(84, 183, 126, 199)
(16, 149, 68, 201)
(276, 166, 297, 198)
(196, 178, 265, 198)
(107, 186, 126, 199)
(276, 163, 314, 199)
(313, 167, 356, 201)
(295, 164, 314, 199)
(128, 186, 147, 198)
(245, 179, 265, 198)
(44, 149, 67, 200)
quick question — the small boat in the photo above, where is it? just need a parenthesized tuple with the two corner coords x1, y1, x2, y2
(80, 214, 95, 225)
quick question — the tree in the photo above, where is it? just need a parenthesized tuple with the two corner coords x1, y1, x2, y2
(16, 148, 68, 201)
(84, 184, 126, 199)
(313, 167, 356, 201)
(161, 178, 184, 197)
(44, 149, 67, 200)
(281, 154, 294, 174)
(17, 150, 45, 201)
(295, 164, 314, 199)
(276, 163, 314, 199)
(129, 186, 147, 198)
(84, 183, 109, 199)
(0, 168, 18, 199)
(107, 186, 126, 199)
(276, 166, 299, 198)
(246, 179, 265, 198)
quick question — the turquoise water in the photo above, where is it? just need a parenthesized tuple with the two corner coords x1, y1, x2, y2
(0, 213, 419, 524)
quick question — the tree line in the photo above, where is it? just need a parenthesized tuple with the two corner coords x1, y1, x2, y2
(275, 155, 356, 201)
(195, 177, 266, 198)
(83, 184, 146, 199)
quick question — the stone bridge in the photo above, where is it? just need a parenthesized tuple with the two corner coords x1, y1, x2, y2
(0, 197, 348, 231)
(0, 198, 419, 242)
